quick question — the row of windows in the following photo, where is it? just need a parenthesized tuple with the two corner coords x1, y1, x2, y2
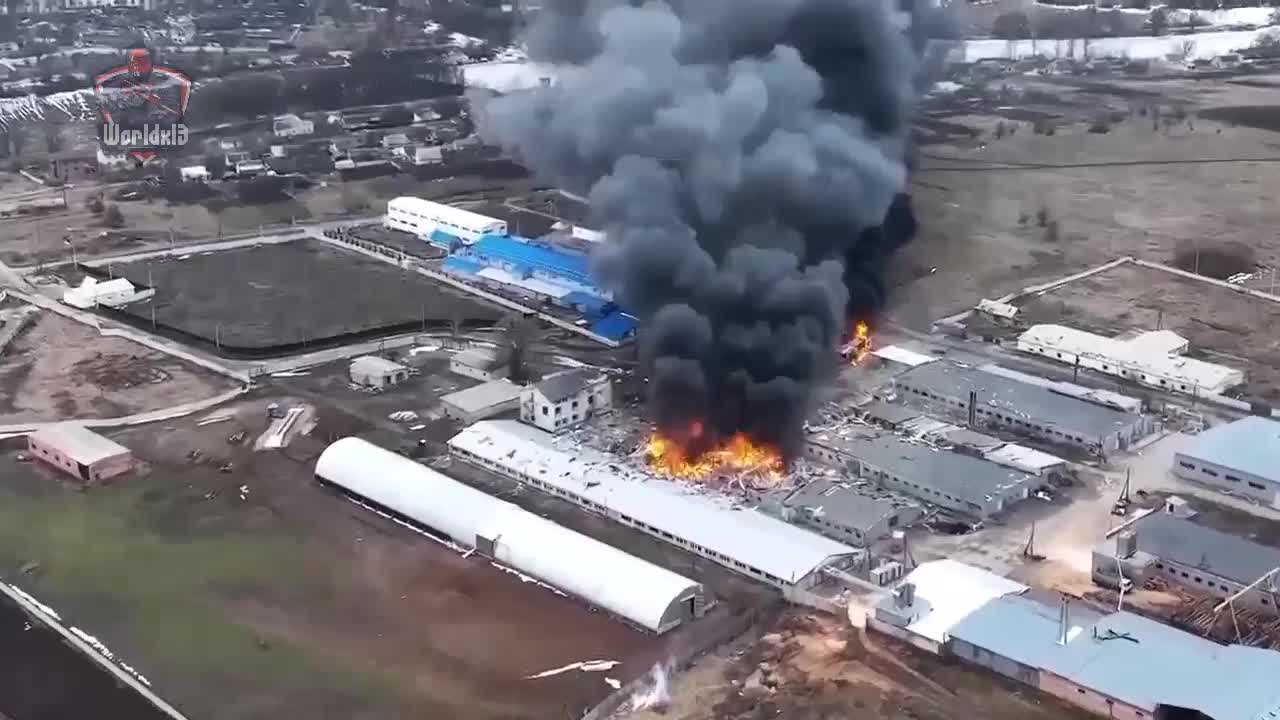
(388, 208, 501, 236)
(1180, 461, 1270, 491)
(451, 446, 789, 586)
(896, 383, 1094, 446)
(807, 445, 987, 514)
(1026, 344, 1199, 393)
(1154, 562, 1272, 606)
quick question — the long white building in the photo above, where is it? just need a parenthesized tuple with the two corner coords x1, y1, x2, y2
(448, 420, 860, 599)
(315, 437, 706, 634)
(385, 196, 508, 244)
(1017, 324, 1244, 397)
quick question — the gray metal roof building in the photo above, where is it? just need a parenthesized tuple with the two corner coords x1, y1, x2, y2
(807, 431, 1032, 518)
(532, 368, 600, 403)
(1174, 416, 1280, 507)
(440, 380, 523, 424)
(893, 362, 1153, 454)
(783, 479, 923, 546)
(1104, 511, 1280, 587)
(948, 593, 1280, 720)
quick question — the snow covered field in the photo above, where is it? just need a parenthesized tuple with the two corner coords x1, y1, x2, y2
(942, 27, 1273, 62)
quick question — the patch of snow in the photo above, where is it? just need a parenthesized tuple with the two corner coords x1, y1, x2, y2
(605, 677, 622, 690)
(945, 28, 1269, 62)
(524, 659, 620, 679)
(8, 584, 60, 620)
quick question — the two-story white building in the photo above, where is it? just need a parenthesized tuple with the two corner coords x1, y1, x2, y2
(519, 369, 612, 433)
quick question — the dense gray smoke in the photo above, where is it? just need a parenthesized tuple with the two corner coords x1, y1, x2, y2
(478, 0, 920, 458)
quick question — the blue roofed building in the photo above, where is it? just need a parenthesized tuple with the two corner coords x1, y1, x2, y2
(870, 559, 1280, 720)
(1173, 416, 1280, 508)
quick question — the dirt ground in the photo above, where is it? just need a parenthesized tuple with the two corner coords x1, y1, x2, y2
(0, 311, 235, 424)
(890, 68, 1280, 331)
(0, 396, 677, 720)
(624, 611, 1094, 720)
(104, 239, 500, 350)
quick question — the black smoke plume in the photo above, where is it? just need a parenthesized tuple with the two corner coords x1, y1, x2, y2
(477, 0, 920, 458)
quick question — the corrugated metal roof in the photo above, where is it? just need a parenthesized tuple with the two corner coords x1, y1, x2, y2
(1019, 324, 1242, 393)
(871, 345, 936, 367)
(28, 424, 129, 466)
(440, 380, 523, 414)
(388, 196, 506, 235)
(895, 362, 1142, 440)
(533, 369, 598, 402)
(453, 348, 505, 371)
(872, 559, 1028, 644)
(591, 312, 637, 341)
(349, 355, 408, 376)
(983, 444, 1066, 472)
(809, 432, 1033, 506)
(950, 591, 1280, 719)
(316, 437, 702, 633)
(784, 479, 919, 532)
(468, 235, 592, 285)
(448, 420, 857, 583)
(1182, 416, 1280, 486)
(1116, 511, 1280, 585)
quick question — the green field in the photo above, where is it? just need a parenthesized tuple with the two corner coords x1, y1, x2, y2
(0, 454, 399, 720)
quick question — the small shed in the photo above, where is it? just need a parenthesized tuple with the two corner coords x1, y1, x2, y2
(441, 380, 523, 424)
(349, 355, 410, 389)
(449, 348, 508, 382)
(27, 424, 132, 484)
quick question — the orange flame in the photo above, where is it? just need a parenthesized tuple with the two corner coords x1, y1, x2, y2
(645, 430, 784, 481)
(848, 320, 872, 365)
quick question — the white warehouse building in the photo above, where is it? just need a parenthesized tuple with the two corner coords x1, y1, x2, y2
(385, 196, 508, 244)
(448, 420, 861, 601)
(315, 437, 706, 634)
(1017, 324, 1244, 397)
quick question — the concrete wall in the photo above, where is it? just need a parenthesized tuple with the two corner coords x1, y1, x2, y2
(27, 436, 132, 484)
(442, 396, 519, 424)
(1150, 556, 1277, 615)
(1172, 452, 1280, 509)
(1040, 671, 1152, 720)
(449, 358, 505, 382)
(866, 615, 943, 654)
(950, 637, 1041, 686)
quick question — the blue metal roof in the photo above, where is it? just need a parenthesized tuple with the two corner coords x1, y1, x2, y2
(591, 312, 636, 341)
(1182, 416, 1280, 485)
(561, 291, 612, 317)
(949, 592, 1280, 719)
(442, 257, 483, 276)
(467, 234, 592, 285)
(429, 229, 461, 248)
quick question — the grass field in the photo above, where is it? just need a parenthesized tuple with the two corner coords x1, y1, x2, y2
(0, 453, 400, 720)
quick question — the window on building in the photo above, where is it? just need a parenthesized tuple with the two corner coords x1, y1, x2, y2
(1202, 468, 1218, 477)
(1194, 576, 1203, 583)
(541, 406, 548, 416)
(1179, 462, 1195, 470)
(1249, 481, 1266, 491)
(1226, 474, 1241, 483)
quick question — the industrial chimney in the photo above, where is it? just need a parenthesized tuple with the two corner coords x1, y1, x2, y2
(1057, 595, 1070, 646)
(967, 390, 977, 427)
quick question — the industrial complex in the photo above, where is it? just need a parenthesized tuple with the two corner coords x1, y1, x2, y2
(383, 196, 638, 343)
(869, 560, 1280, 720)
(8, 4, 1280, 718)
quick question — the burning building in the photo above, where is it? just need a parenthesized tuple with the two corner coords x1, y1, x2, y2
(478, 0, 922, 469)
(448, 420, 861, 604)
